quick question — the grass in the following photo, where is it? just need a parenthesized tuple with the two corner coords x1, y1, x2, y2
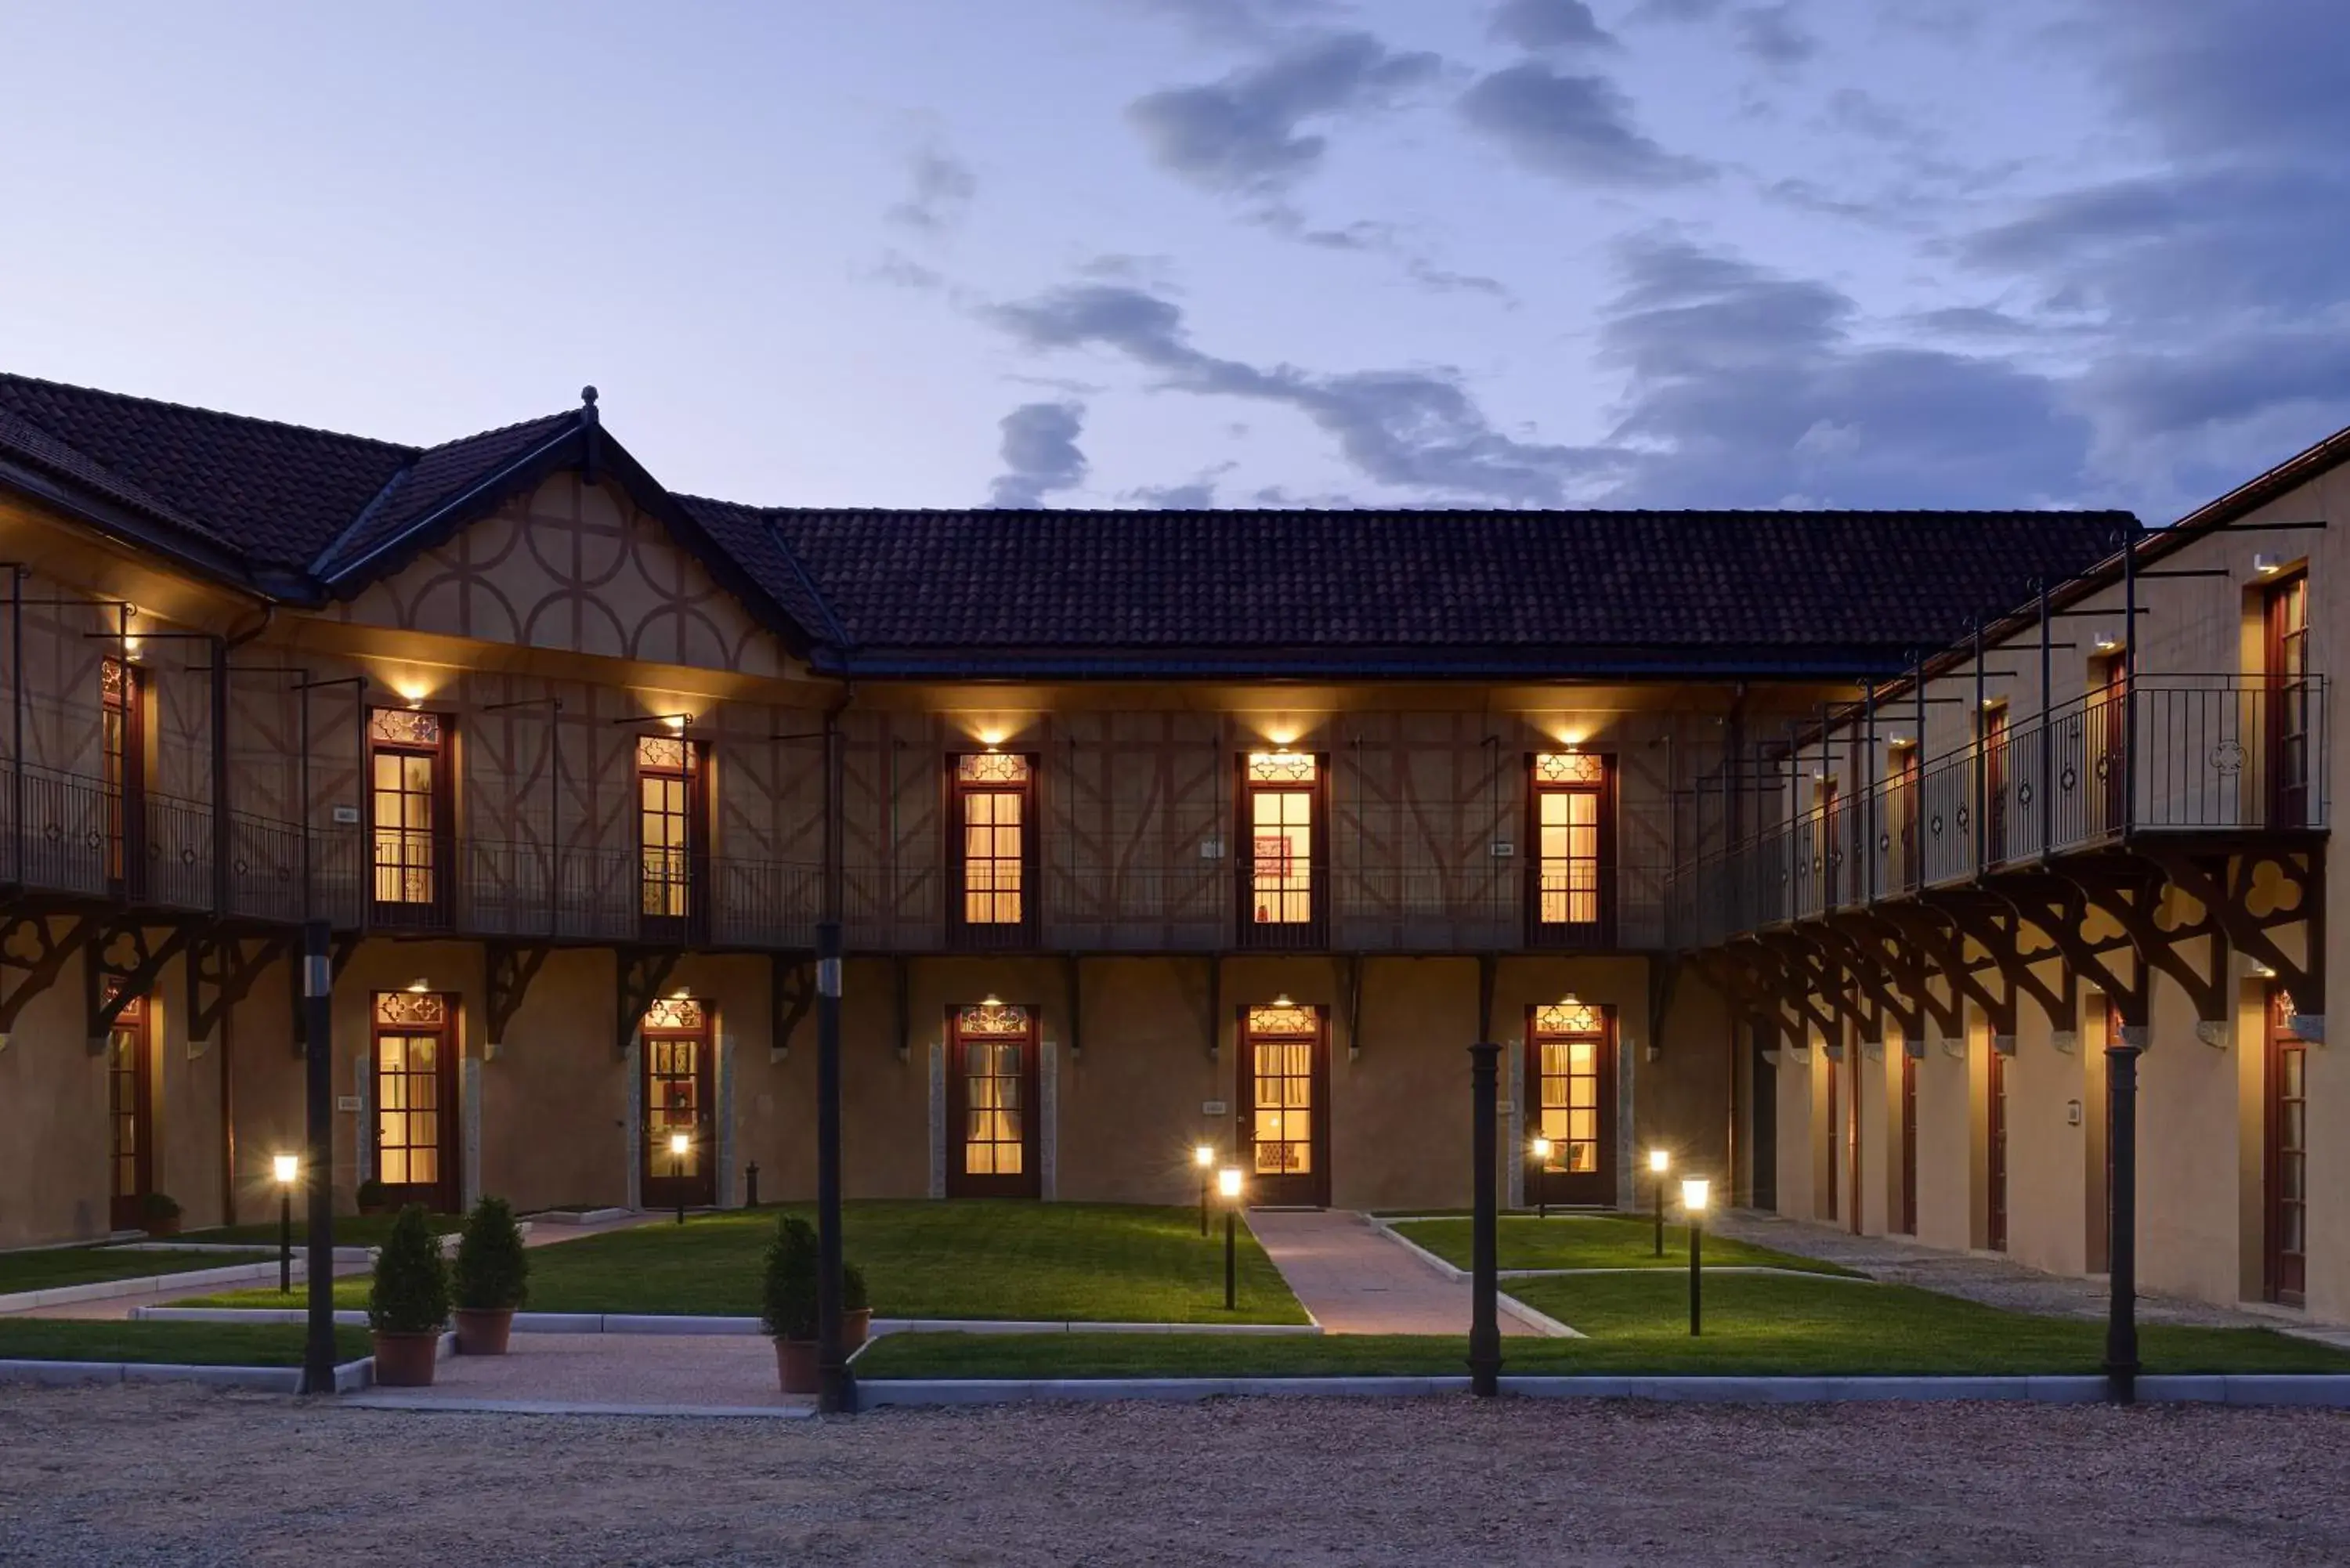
(0, 1245, 275, 1295)
(1390, 1215, 1856, 1277)
(177, 1213, 465, 1248)
(180, 1201, 1309, 1324)
(855, 1273, 2350, 1379)
(0, 1318, 370, 1367)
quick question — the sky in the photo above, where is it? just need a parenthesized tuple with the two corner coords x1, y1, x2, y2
(2, 0, 2345, 525)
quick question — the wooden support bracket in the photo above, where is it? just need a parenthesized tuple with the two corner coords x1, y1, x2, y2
(87, 918, 193, 1049)
(0, 913, 95, 1042)
(486, 942, 551, 1050)
(769, 955, 814, 1061)
(188, 930, 289, 1044)
(2137, 841, 2327, 1021)
(616, 946, 682, 1059)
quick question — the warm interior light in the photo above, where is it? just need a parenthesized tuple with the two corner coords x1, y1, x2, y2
(1531, 1135, 1553, 1161)
(665, 714, 689, 732)
(1682, 1177, 1712, 1214)
(1217, 1166, 1244, 1201)
(273, 1154, 299, 1186)
(1271, 992, 1292, 1007)
(1560, 992, 1579, 1006)
(1649, 1147, 1670, 1174)
(671, 987, 690, 1000)
(670, 1131, 691, 1158)
(406, 978, 428, 993)
(982, 993, 1002, 1006)
(1194, 1143, 1215, 1169)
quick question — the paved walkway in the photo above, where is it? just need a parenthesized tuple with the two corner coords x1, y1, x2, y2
(361, 1331, 807, 1411)
(1247, 1209, 1536, 1335)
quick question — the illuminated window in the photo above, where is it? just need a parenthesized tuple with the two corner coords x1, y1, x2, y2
(1243, 752, 1319, 937)
(374, 991, 451, 1203)
(369, 709, 444, 910)
(106, 988, 151, 1228)
(953, 1001, 1033, 1190)
(638, 735, 698, 922)
(643, 997, 708, 1190)
(1531, 753, 1611, 942)
(1531, 1001, 1604, 1176)
(1980, 703, 2010, 863)
(952, 753, 1032, 938)
(101, 657, 143, 890)
(2269, 572, 2311, 829)
(1246, 1004, 1319, 1177)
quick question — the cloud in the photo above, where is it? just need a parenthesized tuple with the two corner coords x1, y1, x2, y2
(1123, 479, 1223, 508)
(1488, 0, 1618, 52)
(987, 402, 1090, 507)
(1133, 0, 1343, 45)
(990, 282, 1621, 502)
(1458, 63, 1712, 186)
(1734, 3, 1816, 67)
(886, 146, 977, 233)
(1126, 31, 1442, 197)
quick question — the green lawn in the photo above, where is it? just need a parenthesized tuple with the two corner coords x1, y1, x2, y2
(0, 1318, 369, 1367)
(1390, 1215, 1855, 1277)
(181, 1201, 1308, 1324)
(855, 1273, 2350, 1379)
(0, 1245, 274, 1295)
(177, 1213, 465, 1248)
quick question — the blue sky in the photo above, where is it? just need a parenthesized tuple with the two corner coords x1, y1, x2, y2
(2, 0, 2344, 522)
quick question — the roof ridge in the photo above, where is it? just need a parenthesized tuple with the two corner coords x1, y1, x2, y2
(0, 370, 419, 457)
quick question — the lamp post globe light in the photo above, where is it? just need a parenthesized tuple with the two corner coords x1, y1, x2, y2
(669, 1130, 692, 1225)
(272, 1154, 299, 1295)
(1195, 1142, 1216, 1235)
(1529, 1134, 1553, 1220)
(1217, 1165, 1245, 1310)
(1648, 1147, 1672, 1256)
(1682, 1176, 1711, 1337)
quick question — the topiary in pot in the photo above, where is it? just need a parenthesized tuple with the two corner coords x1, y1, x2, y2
(762, 1215, 820, 1393)
(843, 1261, 873, 1350)
(367, 1204, 450, 1386)
(450, 1196, 530, 1356)
(355, 1177, 390, 1216)
(138, 1192, 183, 1237)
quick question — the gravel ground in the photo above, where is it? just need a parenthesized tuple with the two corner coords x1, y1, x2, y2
(5, 1385, 2349, 1566)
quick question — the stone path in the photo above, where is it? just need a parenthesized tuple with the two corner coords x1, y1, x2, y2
(1246, 1209, 1536, 1335)
(358, 1331, 807, 1411)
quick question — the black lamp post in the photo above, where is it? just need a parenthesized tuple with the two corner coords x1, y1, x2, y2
(1529, 1135, 1552, 1221)
(1195, 1143, 1215, 1236)
(669, 1131, 690, 1225)
(1683, 1176, 1710, 1336)
(273, 1154, 298, 1295)
(1218, 1165, 1243, 1309)
(1649, 1147, 1671, 1257)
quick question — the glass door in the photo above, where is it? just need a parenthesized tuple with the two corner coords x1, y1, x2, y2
(1526, 1001, 1612, 1209)
(946, 1000, 1039, 1198)
(374, 992, 458, 1212)
(642, 998, 717, 1211)
(1242, 1003, 1328, 1206)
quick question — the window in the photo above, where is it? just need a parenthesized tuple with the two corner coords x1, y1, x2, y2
(1980, 701, 2010, 863)
(637, 734, 703, 929)
(950, 753, 1033, 942)
(1526, 1000, 1613, 1207)
(642, 996, 716, 1209)
(2267, 988, 2308, 1305)
(374, 990, 455, 1210)
(1529, 753, 1612, 944)
(2091, 655, 2128, 836)
(106, 988, 152, 1231)
(1242, 1003, 1329, 1205)
(2268, 572, 2311, 829)
(1889, 744, 1921, 891)
(947, 1000, 1038, 1198)
(1241, 751, 1321, 944)
(101, 657, 144, 892)
(369, 708, 446, 916)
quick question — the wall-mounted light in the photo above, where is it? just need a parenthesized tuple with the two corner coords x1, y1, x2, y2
(2094, 634, 2120, 653)
(406, 978, 428, 993)
(664, 713, 690, 732)
(2254, 552, 2286, 576)
(1272, 992, 1292, 1007)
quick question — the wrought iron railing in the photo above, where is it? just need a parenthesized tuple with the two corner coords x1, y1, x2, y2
(1667, 677, 2328, 948)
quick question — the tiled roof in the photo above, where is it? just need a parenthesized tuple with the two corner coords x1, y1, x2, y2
(0, 369, 2142, 672)
(756, 508, 2133, 652)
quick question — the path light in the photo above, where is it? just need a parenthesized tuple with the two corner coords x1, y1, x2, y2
(1195, 1143, 1216, 1235)
(273, 1154, 299, 1295)
(670, 1130, 692, 1225)
(1683, 1177, 1712, 1337)
(1218, 1165, 1245, 1310)
(1649, 1147, 1671, 1256)
(1529, 1134, 1553, 1221)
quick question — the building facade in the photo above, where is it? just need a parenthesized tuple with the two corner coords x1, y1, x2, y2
(4, 368, 2335, 1333)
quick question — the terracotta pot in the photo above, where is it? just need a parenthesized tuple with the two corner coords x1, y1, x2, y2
(844, 1308, 872, 1349)
(453, 1306, 515, 1356)
(371, 1330, 440, 1388)
(776, 1339, 820, 1394)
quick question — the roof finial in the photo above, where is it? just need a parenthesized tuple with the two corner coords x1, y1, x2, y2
(580, 385, 600, 428)
(581, 385, 598, 406)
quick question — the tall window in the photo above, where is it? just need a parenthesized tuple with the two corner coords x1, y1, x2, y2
(1241, 751, 1320, 944)
(1987, 1044, 2009, 1252)
(2092, 655, 2128, 836)
(1980, 701, 2011, 863)
(2268, 571, 2311, 829)
(1530, 1001, 1603, 1178)
(1890, 744, 1921, 891)
(1817, 778, 1843, 908)
(1530, 753, 1612, 945)
(642, 996, 716, 1209)
(374, 990, 454, 1210)
(950, 753, 1033, 943)
(369, 708, 445, 917)
(101, 657, 144, 892)
(947, 999, 1038, 1198)
(2267, 988, 2308, 1305)
(106, 987, 152, 1231)
(637, 734, 701, 929)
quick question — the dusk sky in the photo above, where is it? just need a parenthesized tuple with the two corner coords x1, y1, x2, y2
(4, 0, 2344, 525)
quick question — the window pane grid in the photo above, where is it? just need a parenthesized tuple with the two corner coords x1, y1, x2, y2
(1249, 786, 1314, 925)
(963, 1037, 1026, 1176)
(1535, 783, 1602, 927)
(961, 786, 1026, 925)
(376, 1030, 442, 1190)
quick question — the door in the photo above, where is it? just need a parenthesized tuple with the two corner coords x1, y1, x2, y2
(1241, 1003, 1329, 1206)
(946, 1000, 1040, 1198)
(1238, 752, 1325, 950)
(2265, 988, 2308, 1305)
(1893, 747, 1920, 891)
(368, 707, 451, 929)
(2267, 572, 2311, 829)
(106, 992, 154, 1231)
(642, 997, 718, 1211)
(637, 734, 710, 943)
(1817, 779, 1842, 909)
(2093, 656, 2128, 836)
(1899, 1047, 1918, 1235)
(1987, 1045, 2009, 1252)
(1824, 1046, 1840, 1224)
(373, 991, 459, 1212)
(1981, 703, 2010, 864)
(101, 656, 146, 897)
(1526, 1000, 1613, 1209)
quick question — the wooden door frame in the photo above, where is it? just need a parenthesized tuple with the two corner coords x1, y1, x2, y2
(1987, 1044, 2009, 1252)
(107, 992, 154, 1230)
(641, 997, 718, 1211)
(2264, 988, 2308, 1306)
(945, 752, 1039, 949)
(2265, 569, 2311, 829)
(1238, 1003, 1331, 1206)
(635, 735, 710, 945)
(1524, 1001, 1615, 1209)
(1524, 752, 1617, 949)
(103, 657, 149, 898)
(945, 1001, 1042, 1199)
(371, 991, 461, 1212)
(1899, 1047, 1918, 1236)
(1235, 753, 1328, 950)
(365, 706, 455, 930)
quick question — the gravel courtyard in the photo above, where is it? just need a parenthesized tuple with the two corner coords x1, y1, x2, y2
(5, 1386, 2349, 1566)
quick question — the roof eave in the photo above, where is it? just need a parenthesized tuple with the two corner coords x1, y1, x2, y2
(0, 454, 265, 600)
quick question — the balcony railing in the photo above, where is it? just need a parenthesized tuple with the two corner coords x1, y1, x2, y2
(1668, 677, 2328, 948)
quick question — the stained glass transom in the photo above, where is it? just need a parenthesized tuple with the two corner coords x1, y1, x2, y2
(956, 752, 1031, 783)
(374, 990, 448, 1028)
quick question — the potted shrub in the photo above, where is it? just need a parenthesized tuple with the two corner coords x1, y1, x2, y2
(367, 1204, 449, 1386)
(762, 1215, 820, 1393)
(139, 1192, 182, 1238)
(450, 1196, 530, 1355)
(843, 1261, 873, 1350)
(355, 1177, 390, 1217)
